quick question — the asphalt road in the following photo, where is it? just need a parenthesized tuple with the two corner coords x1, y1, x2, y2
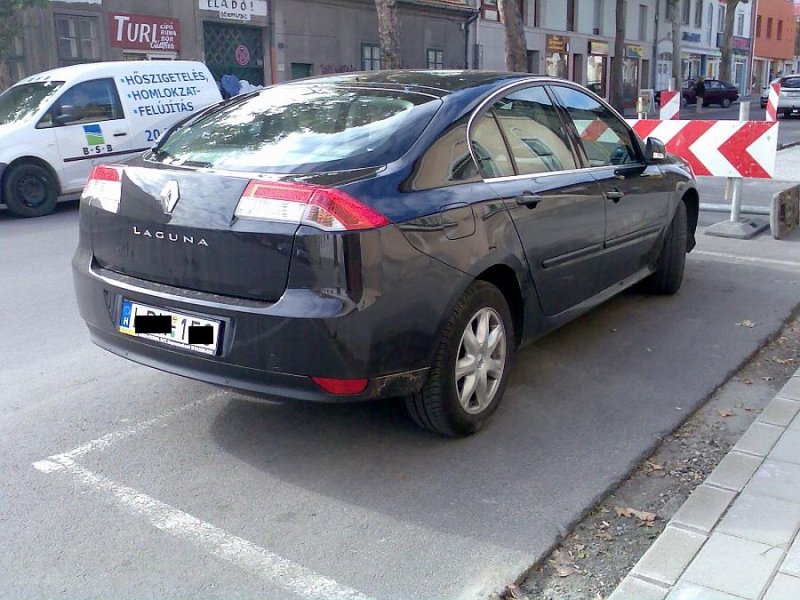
(2, 178, 800, 599)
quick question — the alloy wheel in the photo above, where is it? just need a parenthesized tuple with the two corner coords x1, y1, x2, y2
(454, 307, 507, 414)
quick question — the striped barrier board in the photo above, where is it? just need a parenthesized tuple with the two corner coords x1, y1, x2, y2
(627, 119, 779, 179)
(659, 90, 681, 120)
(766, 82, 781, 122)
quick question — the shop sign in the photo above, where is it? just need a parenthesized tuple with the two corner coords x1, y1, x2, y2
(682, 32, 701, 43)
(198, 0, 268, 21)
(589, 41, 610, 55)
(626, 45, 644, 59)
(109, 13, 181, 52)
(547, 35, 569, 54)
(732, 35, 751, 52)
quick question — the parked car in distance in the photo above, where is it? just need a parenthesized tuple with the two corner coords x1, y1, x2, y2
(73, 71, 699, 437)
(0, 61, 221, 217)
(759, 76, 800, 116)
(655, 79, 739, 108)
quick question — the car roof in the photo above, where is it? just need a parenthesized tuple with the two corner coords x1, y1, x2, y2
(284, 70, 546, 97)
(15, 60, 208, 86)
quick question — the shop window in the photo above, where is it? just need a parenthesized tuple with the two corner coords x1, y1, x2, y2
(290, 63, 312, 79)
(427, 48, 443, 70)
(55, 14, 99, 66)
(361, 43, 381, 71)
(694, 0, 702, 28)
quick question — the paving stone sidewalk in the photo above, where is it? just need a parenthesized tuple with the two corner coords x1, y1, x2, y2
(609, 368, 800, 600)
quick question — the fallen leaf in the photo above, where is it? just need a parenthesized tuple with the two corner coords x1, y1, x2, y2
(505, 584, 524, 599)
(773, 357, 795, 365)
(596, 530, 614, 541)
(763, 376, 774, 382)
(614, 506, 657, 523)
(738, 320, 756, 328)
(742, 378, 753, 385)
(554, 565, 575, 578)
(717, 409, 735, 417)
(646, 461, 665, 471)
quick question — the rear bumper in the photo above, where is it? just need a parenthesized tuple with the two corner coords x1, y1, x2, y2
(72, 221, 466, 401)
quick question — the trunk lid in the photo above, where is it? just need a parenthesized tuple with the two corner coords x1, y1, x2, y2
(91, 165, 297, 302)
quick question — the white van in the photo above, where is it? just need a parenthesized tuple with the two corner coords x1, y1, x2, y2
(0, 60, 222, 217)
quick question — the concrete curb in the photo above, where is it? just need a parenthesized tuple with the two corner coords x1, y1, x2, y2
(609, 369, 800, 600)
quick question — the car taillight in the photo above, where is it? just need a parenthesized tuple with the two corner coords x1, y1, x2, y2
(83, 165, 123, 213)
(311, 377, 369, 395)
(234, 180, 389, 231)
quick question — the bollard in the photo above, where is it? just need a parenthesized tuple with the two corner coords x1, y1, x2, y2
(729, 102, 749, 223)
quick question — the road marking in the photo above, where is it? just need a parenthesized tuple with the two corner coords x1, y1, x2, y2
(34, 454, 376, 600)
(60, 390, 228, 459)
(693, 250, 800, 269)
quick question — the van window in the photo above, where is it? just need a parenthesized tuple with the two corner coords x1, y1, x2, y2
(46, 78, 124, 128)
(0, 81, 63, 125)
(150, 84, 441, 173)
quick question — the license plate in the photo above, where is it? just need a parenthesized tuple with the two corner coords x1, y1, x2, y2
(119, 299, 220, 355)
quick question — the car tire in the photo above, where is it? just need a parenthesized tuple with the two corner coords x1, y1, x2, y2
(3, 162, 58, 218)
(405, 281, 513, 437)
(721, 98, 732, 108)
(641, 201, 688, 295)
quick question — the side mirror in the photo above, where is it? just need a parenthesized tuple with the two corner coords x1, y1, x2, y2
(54, 104, 78, 126)
(645, 137, 667, 163)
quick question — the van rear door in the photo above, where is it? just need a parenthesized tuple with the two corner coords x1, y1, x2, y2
(50, 78, 135, 192)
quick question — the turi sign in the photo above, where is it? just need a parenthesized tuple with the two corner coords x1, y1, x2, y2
(109, 13, 181, 52)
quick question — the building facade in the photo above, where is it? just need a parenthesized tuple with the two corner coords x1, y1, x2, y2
(473, 0, 657, 107)
(5, 0, 473, 88)
(752, 0, 798, 90)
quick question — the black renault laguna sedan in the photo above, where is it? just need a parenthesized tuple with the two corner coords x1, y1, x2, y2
(73, 71, 698, 436)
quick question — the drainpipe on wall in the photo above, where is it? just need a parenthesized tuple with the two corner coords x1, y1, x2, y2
(463, 9, 479, 69)
(267, 0, 276, 84)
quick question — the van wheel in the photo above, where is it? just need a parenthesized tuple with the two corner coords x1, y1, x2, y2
(405, 281, 513, 437)
(4, 162, 58, 218)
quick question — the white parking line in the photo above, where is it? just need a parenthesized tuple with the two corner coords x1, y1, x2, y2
(34, 455, 374, 600)
(60, 390, 228, 459)
(693, 250, 800, 269)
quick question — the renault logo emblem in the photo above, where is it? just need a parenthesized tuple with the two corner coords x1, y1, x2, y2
(160, 180, 180, 213)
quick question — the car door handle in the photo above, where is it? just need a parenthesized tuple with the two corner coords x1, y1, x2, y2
(605, 190, 624, 202)
(113, 132, 128, 137)
(515, 193, 542, 208)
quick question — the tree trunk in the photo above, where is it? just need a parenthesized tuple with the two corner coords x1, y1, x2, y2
(498, 0, 527, 72)
(0, 59, 11, 91)
(719, 0, 741, 82)
(670, 1, 682, 87)
(374, 0, 401, 69)
(610, 0, 626, 111)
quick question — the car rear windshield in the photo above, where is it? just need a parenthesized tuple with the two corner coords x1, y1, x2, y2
(782, 77, 800, 88)
(0, 81, 64, 125)
(151, 84, 442, 173)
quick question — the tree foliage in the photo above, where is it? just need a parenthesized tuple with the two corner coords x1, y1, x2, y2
(374, 0, 401, 69)
(498, 0, 527, 72)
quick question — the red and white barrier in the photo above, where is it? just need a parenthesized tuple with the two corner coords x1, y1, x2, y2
(628, 119, 779, 179)
(766, 82, 781, 122)
(659, 90, 681, 120)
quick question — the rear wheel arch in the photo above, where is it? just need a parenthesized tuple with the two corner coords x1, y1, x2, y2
(475, 263, 524, 349)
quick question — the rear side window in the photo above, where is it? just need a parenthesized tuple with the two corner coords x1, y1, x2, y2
(492, 85, 577, 175)
(550, 85, 640, 168)
(470, 113, 515, 179)
(152, 84, 441, 173)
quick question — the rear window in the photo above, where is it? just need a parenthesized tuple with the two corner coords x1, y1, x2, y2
(782, 77, 800, 88)
(150, 84, 441, 173)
